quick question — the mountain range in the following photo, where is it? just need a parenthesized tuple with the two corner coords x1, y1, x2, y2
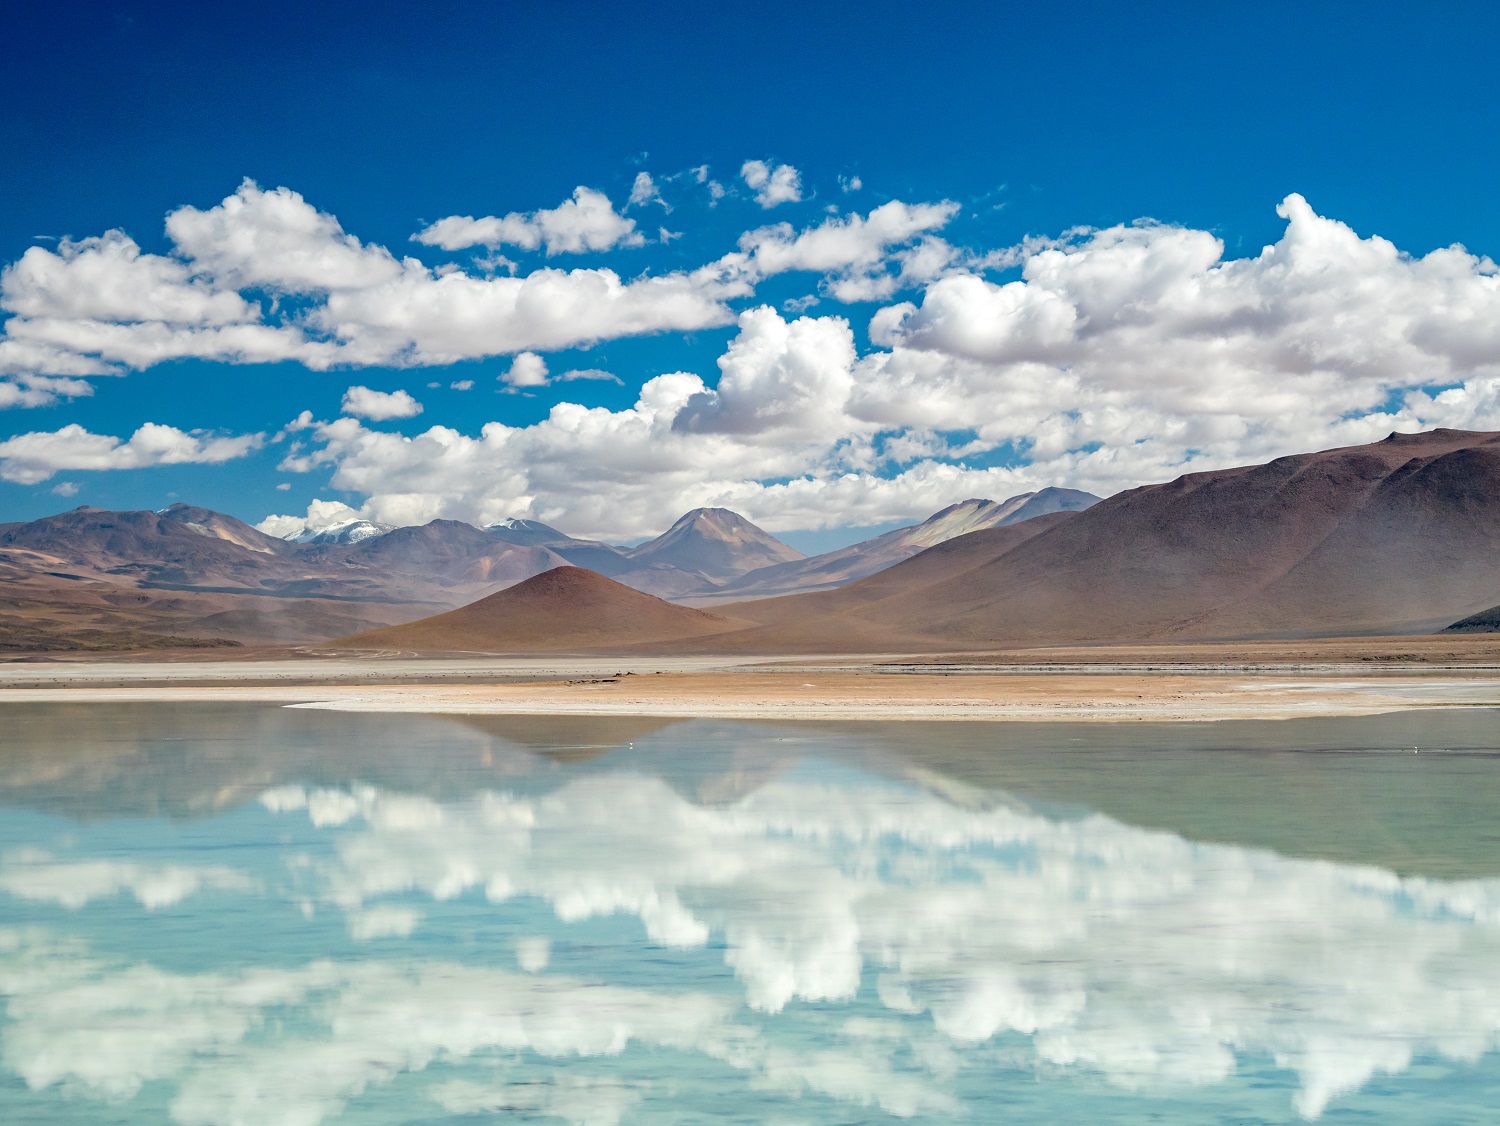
(327, 428, 1500, 654)
(8, 428, 1495, 655)
(675, 428, 1500, 650)
(688, 488, 1098, 603)
(0, 488, 1094, 649)
(483, 508, 809, 598)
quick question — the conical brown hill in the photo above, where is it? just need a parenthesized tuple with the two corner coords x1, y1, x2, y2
(715, 428, 1500, 650)
(332, 566, 744, 652)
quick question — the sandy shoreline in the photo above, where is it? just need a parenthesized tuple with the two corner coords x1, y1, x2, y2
(1, 658, 1498, 721)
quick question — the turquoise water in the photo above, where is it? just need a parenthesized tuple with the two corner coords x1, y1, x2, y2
(2, 703, 1500, 1124)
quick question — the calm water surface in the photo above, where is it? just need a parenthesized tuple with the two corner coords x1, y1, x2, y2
(2, 703, 1499, 1124)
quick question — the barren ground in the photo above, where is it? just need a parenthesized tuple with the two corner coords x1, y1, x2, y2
(1, 634, 1497, 722)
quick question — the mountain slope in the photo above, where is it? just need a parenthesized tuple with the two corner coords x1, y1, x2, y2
(1444, 604, 1500, 633)
(486, 518, 636, 576)
(624, 508, 803, 583)
(704, 487, 1099, 601)
(333, 566, 743, 652)
(0, 504, 294, 573)
(714, 511, 1077, 638)
(486, 516, 711, 592)
(733, 428, 1500, 649)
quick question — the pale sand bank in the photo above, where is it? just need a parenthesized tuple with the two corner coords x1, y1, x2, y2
(1, 664, 1498, 722)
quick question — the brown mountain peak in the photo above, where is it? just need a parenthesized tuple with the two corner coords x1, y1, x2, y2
(333, 566, 742, 652)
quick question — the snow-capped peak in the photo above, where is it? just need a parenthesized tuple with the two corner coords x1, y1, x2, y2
(286, 519, 394, 545)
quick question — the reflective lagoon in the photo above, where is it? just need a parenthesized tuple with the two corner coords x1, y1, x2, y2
(2, 703, 1500, 1124)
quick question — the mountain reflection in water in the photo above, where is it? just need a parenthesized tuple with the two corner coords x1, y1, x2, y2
(1, 704, 1498, 1124)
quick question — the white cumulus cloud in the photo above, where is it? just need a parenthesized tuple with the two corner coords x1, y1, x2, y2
(313, 261, 740, 366)
(741, 160, 803, 208)
(675, 305, 858, 440)
(501, 351, 549, 388)
(414, 186, 643, 256)
(733, 199, 961, 301)
(852, 192, 1500, 489)
(0, 423, 263, 484)
(1, 230, 258, 325)
(0, 180, 734, 396)
(0, 374, 94, 410)
(264, 188, 1500, 536)
(340, 385, 423, 420)
(166, 179, 403, 292)
(0, 178, 949, 411)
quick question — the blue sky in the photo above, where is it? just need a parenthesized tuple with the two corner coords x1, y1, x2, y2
(2, 0, 1499, 543)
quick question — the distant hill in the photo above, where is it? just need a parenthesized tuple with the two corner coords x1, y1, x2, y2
(484, 516, 735, 595)
(622, 508, 803, 585)
(0, 507, 551, 648)
(1, 503, 294, 573)
(723, 428, 1500, 650)
(667, 511, 1077, 650)
(333, 566, 743, 652)
(702, 487, 1100, 601)
(485, 518, 638, 577)
(306, 519, 569, 588)
(0, 502, 799, 647)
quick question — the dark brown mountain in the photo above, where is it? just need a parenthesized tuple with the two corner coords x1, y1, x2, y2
(333, 566, 743, 652)
(1444, 604, 1500, 633)
(723, 428, 1500, 650)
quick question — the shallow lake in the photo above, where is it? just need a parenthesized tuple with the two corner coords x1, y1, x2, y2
(2, 702, 1499, 1124)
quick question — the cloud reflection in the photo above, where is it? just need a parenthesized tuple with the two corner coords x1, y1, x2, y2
(263, 772, 1500, 1118)
(3, 761, 1500, 1123)
(0, 848, 252, 909)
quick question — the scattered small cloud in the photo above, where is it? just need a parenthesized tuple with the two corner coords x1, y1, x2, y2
(414, 187, 644, 256)
(51, 480, 79, 496)
(501, 351, 550, 388)
(627, 171, 664, 210)
(474, 253, 518, 274)
(341, 386, 423, 421)
(741, 160, 803, 208)
(556, 368, 622, 385)
(450, 379, 474, 391)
